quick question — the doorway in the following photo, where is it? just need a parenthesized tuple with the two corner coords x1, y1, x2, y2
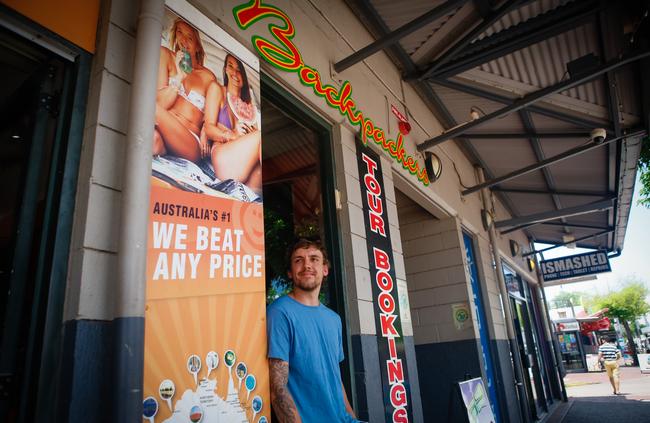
(0, 25, 76, 422)
(504, 264, 550, 421)
(259, 77, 351, 393)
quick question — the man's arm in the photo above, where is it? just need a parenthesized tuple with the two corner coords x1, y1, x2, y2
(269, 358, 302, 423)
(342, 381, 357, 419)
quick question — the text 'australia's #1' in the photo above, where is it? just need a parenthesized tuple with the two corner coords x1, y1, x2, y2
(232, 0, 430, 187)
(358, 146, 411, 423)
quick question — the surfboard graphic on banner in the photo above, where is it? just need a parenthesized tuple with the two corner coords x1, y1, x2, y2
(143, 2, 268, 422)
(356, 140, 412, 422)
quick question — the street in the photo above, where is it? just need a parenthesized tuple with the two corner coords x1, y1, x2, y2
(552, 366, 650, 422)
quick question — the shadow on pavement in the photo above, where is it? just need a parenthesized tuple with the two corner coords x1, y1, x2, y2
(562, 396, 650, 423)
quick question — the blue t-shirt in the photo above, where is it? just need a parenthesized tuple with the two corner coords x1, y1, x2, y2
(267, 295, 357, 423)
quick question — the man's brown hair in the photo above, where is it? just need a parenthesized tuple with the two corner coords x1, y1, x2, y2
(286, 238, 329, 271)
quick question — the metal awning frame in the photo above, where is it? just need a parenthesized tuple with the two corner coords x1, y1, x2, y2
(340, 0, 647, 252)
(461, 129, 646, 195)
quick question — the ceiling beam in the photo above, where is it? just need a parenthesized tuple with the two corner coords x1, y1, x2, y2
(492, 187, 613, 197)
(416, 76, 522, 216)
(519, 109, 569, 233)
(417, 0, 521, 80)
(597, 9, 621, 252)
(464, 132, 590, 139)
(342, 0, 519, 218)
(429, 0, 601, 79)
(430, 78, 615, 134)
(499, 220, 613, 235)
(418, 50, 650, 151)
(523, 229, 613, 256)
(333, 0, 469, 73)
(495, 199, 614, 229)
(413, 64, 522, 217)
(343, 0, 417, 73)
(541, 222, 614, 231)
(461, 129, 645, 195)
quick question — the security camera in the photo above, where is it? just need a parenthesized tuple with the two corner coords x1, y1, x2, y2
(590, 128, 606, 144)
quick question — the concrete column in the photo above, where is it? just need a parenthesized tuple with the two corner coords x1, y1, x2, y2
(113, 0, 164, 420)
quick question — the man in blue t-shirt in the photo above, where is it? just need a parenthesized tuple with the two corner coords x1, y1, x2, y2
(267, 239, 358, 422)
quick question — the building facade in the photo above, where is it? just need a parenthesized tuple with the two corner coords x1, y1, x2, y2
(1, 0, 645, 422)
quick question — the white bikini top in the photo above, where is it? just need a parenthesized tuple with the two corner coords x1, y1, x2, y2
(169, 77, 205, 112)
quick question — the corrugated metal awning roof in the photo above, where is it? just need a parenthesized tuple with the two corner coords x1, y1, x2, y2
(341, 0, 650, 254)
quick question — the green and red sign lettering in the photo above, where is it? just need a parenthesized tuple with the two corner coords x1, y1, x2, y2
(233, 0, 430, 186)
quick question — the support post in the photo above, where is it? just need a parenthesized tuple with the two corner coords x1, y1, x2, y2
(113, 0, 164, 421)
(477, 167, 528, 423)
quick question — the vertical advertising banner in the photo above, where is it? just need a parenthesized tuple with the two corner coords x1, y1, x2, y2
(356, 140, 412, 422)
(143, 3, 268, 422)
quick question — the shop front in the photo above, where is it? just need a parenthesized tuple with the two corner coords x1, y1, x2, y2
(553, 313, 613, 373)
(0, 0, 646, 422)
(555, 321, 586, 372)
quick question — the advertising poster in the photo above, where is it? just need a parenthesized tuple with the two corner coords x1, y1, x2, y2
(459, 378, 496, 423)
(356, 140, 412, 422)
(143, 2, 268, 422)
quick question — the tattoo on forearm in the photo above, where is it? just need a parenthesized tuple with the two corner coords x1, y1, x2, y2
(269, 358, 301, 423)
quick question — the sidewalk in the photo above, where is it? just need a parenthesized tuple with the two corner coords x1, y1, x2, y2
(554, 366, 650, 423)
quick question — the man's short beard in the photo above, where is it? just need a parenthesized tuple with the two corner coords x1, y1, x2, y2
(293, 280, 321, 292)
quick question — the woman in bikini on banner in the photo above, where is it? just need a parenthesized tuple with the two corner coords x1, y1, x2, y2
(202, 53, 262, 194)
(153, 18, 216, 163)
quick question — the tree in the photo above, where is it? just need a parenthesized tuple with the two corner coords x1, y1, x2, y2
(593, 282, 650, 366)
(550, 291, 588, 310)
(638, 136, 650, 208)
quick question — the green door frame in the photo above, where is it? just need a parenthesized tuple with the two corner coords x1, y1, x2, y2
(34, 51, 92, 421)
(260, 74, 356, 407)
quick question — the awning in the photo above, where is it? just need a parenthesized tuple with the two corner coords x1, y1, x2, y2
(341, 0, 649, 253)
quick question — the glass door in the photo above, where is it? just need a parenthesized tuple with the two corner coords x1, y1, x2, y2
(510, 298, 538, 420)
(510, 297, 548, 420)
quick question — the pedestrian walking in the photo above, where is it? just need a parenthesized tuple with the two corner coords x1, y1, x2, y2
(598, 336, 622, 395)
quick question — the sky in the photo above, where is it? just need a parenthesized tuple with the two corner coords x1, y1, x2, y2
(541, 175, 650, 303)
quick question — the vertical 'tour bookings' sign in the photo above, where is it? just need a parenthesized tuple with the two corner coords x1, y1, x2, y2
(357, 140, 412, 422)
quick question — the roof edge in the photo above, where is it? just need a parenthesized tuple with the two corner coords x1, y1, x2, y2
(613, 135, 644, 251)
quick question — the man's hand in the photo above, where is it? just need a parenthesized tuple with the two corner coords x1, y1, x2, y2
(269, 358, 301, 423)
